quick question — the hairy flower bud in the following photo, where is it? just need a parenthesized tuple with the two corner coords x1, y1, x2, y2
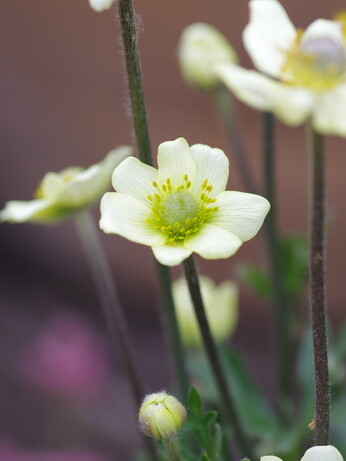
(178, 23, 238, 91)
(138, 391, 187, 439)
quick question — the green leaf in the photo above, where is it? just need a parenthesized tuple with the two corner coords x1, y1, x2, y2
(238, 263, 272, 301)
(188, 387, 202, 418)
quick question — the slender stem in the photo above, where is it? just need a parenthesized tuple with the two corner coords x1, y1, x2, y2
(262, 112, 291, 403)
(182, 255, 253, 458)
(162, 437, 183, 461)
(308, 127, 329, 445)
(116, 0, 189, 400)
(214, 85, 257, 193)
(74, 210, 158, 461)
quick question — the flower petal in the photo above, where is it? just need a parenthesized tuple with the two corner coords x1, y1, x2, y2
(302, 19, 343, 45)
(99, 192, 166, 246)
(189, 144, 229, 196)
(58, 146, 132, 208)
(212, 191, 270, 242)
(112, 156, 158, 205)
(0, 199, 70, 224)
(261, 457, 283, 461)
(312, 85, 346, 136)
(184, 224, 242, 259)
(243, 0, 296, 77)
(152, 245, 192, 266)
(301, 446, 343, 461)
(215, 63, 314, 125)
(89, 0, 114, 12)
(157, 138, 196, 188)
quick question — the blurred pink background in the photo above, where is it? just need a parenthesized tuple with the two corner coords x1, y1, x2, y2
(1, 0, 346, 459)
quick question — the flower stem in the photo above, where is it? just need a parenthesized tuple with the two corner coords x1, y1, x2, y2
(182, 255, 253, 458)
(162, 437, 183, 461)
(262, 112, 291, 404)
(74, 210, 158, 461)
(308, 127, 329, 445)
(116, 0, 189, 400)
(214, 85, 257, 193)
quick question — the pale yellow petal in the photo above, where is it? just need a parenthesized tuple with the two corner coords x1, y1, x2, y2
(312, 85, 346, 136)
(152, 245, 192, 266)
(212, 191, 270, 242)
(100, 192, 165, 246)
(301, 446, 343, 461)
(244, 0, 296, 77)
(0, 199, 70, 224)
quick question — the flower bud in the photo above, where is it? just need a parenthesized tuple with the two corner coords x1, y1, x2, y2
(173, 275, 238, 347)
(88, 0, 114, 12)
(178, 23, 238, 91)
(138, 391, 187, 439)
(301, 445, 343, 461)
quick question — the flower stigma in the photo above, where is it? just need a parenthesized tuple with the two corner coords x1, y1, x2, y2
(282, 31, 346, 91)
(146, 175, 219, 243)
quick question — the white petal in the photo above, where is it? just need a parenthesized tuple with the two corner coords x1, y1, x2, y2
(0, 199, 69, 224)
(243, 0, 296, 77)
(58, 146, 132, 208)
(302, 19, 343, 45)
(88, 0, 114, 12)
(39, 172, 65, 200)
(216, 63, 315, 125)
(157, 138, 196, 189)
(152, 245, 192, 266)
(184, 224, 242, 259)
(112, 157, 158, 205)
(312, 85, 346, 136)
(301, 446, 343, 461)
(212, 191, 270, 242)
(100, 192, 166, 246)
(261, 457, 283, 461)
(189, 144, 229, 196)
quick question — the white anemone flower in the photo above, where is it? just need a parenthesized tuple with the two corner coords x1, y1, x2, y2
(88, 0, 115, 12)
(100, 137, 270, 266)
(173, 275, 238, 347)
(0, 146, 132, 225)
(262, 445, 343, 461)
(214, 0, 346, 136)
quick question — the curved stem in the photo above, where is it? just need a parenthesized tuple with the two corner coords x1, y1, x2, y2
(74, 210, 158, 461)
(308, 127, 329, 445)
(116, 0, 189, 400)
(182, 255, 253, 458)
(214, 85, 257, 193)
(162, 437, 183, 461)
(262, 112, 291, 404)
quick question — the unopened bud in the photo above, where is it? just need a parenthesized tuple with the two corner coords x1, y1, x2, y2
(178, 23, 238, 91)
(138, 391, 187, 439)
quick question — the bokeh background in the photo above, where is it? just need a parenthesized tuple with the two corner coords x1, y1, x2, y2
(1, 0, 346, 459)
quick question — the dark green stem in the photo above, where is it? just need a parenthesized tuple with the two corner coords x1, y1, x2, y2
(214, 85, 257, 193)
(308, 127, 329, 445)
(74, 210, 158, 461)
(116, 0, 189, 400)
(262, 112, 291, 403)
(182, 255, 253, 458)
(162, 437, 183, 461)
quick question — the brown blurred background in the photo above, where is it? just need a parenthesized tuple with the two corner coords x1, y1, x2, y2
(1, 0, 346, 459)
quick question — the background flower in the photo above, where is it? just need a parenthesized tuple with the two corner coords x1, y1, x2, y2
(1, 147, 132, 224)
(214, 0, 346, 135)
(88, 0, 115, 12)
(173, 275, 238, 347)
(100, 137, 270, 266)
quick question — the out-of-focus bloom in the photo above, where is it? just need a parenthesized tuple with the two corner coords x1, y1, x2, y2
(88, 0, 115, 12)
(178, 23, 238, 91)
(138, 391, 187, 439)
(173, 275, 238, 347)
(262, 445, 343, 461)
(215, 0, 346, 136)
(100, 137, 270, 266)
(0, 147, 132, 224)
(20, 312, 112, 400)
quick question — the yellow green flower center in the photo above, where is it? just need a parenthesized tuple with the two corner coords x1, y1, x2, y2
(282, 31, 346, 91)
(146, 175, 219, 243)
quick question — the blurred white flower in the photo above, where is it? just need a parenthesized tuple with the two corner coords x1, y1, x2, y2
(173, 275, 238, 347)
(262, 445, 343, 461)
(100, 137, 270, 266)
(215, 0, 346, 135)
(178, 23, 238, 91)
(1, 147, 132, 224)
(88, 0, 115, 12)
